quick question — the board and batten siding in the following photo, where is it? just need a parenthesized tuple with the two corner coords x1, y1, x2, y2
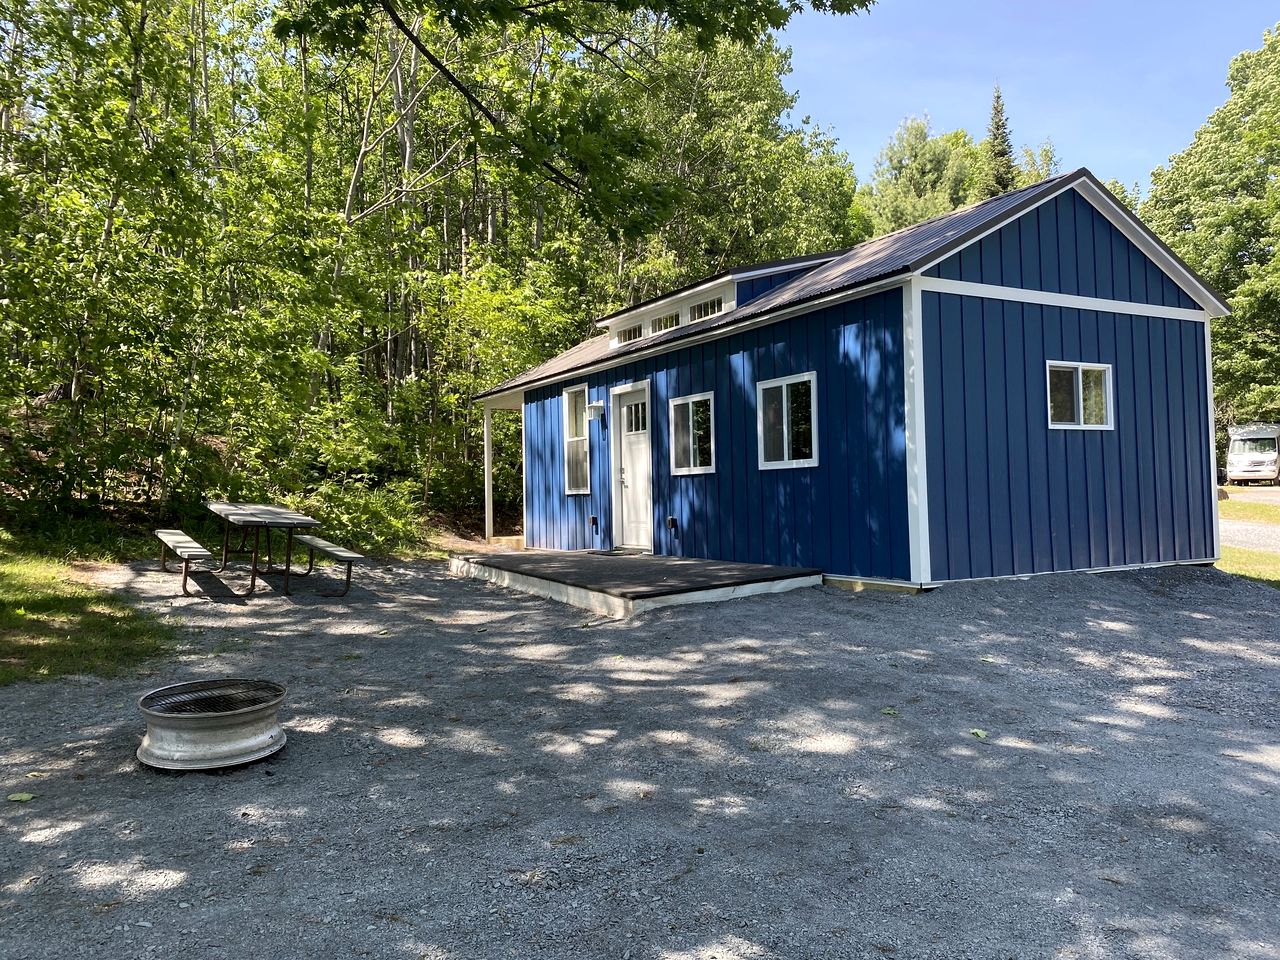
(922, 292, 1214, 581)
(924, 188, 1199, 310)
(523, 287, 910, 580)
(735, 268, 818, 308)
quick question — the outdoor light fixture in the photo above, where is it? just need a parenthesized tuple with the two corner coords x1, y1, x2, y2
(586, 401, 605, 420)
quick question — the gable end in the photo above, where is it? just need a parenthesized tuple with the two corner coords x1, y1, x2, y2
(923, 187, 1199, 310)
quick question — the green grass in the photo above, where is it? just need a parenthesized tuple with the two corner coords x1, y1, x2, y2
(1218, 496, 1280, 526)
(1217, 546, 1280, 590)
(0, 533, 173, 686)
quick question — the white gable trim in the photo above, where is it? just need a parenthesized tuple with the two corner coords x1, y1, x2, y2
(916, 276, 1210, 323)
(911, 177, 1230, 317)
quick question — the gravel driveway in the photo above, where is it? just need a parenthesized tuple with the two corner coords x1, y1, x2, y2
(1219, 518, 1280, 554)
(1, 560, 1278, 960)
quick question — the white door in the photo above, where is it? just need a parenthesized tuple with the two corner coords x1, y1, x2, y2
(616, 389, 652, 549)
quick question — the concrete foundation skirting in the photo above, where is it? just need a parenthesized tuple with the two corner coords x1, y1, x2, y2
(448, 557, 822, 618)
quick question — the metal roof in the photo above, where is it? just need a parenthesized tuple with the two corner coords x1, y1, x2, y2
(477, 168, 1223, 401)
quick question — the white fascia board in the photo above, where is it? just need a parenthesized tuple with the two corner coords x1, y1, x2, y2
(916, 276, 1210, 323)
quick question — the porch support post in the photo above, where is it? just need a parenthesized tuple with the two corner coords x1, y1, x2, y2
(483, 402, 494, 542)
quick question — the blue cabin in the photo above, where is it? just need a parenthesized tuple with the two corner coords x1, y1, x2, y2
(477, 169, 1229, 587)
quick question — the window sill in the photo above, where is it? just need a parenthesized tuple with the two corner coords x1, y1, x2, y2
(1048, 423, 1114, 432)
(759, 458, 819, 470)
(672, 466, 715, 477)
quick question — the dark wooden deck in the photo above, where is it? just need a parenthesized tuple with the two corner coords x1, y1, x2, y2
(450, 550, 823, 616)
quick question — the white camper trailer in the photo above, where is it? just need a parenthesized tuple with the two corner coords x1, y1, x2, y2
(1226, 423, 1280, 484)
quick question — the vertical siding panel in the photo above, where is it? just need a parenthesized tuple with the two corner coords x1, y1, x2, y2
(1112, 230, 1132, 302)
(1115, 316, 1141, 564)
(1043, 307, 1072, 570)
(1000, 219, 1022, 289)
(1092, 206, 1114, 301)
(938, 250, 961, 281)
(1056, 194, 1079, 296)
(983, 299, 1013, 576)
(1180, 321, 1207, 557)
(1075, 194, 1097, 299)
(1166, 323, 1191, 559)
(1147, 319, 1174, 559)
(1130, 317, 1156, 562)
(1003, 301, 1033, 572)
(1023, 308, 1052, 571)
(1080, 311, 1109, 568)
(729, 336, 750, 562)
(980, 233, 1002, 286)
(1020, 208, 1042, 291)
(960, 243, 982, 284)
(923, 294, 949, 579)
(850, 299, 872, 576)
(1195, 323, 1214, 555)
(1039, 200, 1060, 294)
(1059, 309, 1089, 568)
(963, 296, 993, 576)
(745, 328, 764, 564)
(828, 306, 852, 574)
(885, 295, 909, 579)
(939, 295, 971, 578)
(1098, 315, 1126, 567)
(812, 310, 833, 571)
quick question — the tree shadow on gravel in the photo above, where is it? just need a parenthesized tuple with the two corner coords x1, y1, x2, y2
(0, 560, 1277, 959)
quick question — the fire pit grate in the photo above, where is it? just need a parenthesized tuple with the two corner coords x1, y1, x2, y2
(137, 678, 288, 770)
(140, 678, 284, 716)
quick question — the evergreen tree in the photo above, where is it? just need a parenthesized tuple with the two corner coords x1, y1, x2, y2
(974, 84, 1018, 199)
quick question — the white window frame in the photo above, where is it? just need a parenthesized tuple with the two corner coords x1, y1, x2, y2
(651, 312, 680, 333)
(1046, 361, 1114, 431)
(756, 371, 819, 470)
(562, 383, 591, 494)
(615, 324, 643, 344)
(669, 391, 716, 476)
(688, 296, 724, 323)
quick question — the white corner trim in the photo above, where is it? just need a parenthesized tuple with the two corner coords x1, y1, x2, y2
(916, 276, 1210, 323)
(669, 391, 716, 476)
(1205, 320, 1221, 558)
(902, 277, 931, 584)
(755, 371, 819, 471)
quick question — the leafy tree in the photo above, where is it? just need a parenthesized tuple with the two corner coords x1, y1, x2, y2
(1144, 24, 1280, 427)
(0, 0, 881, 545)
(972, 84, 1018, 199)
(859, 117, 979, 234)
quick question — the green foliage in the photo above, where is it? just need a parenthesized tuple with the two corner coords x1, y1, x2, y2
(1144, 24, 1280, 427)
(0, 0, 874, 548)
(972, 84, 1018, 200)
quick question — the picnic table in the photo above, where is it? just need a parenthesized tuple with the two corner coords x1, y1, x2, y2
(205, 501, 321, 597)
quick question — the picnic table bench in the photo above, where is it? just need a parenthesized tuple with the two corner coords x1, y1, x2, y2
(156, 529, 213, 597)
(153, 502, 362, 599)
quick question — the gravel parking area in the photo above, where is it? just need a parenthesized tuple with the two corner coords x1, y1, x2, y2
(1, 560, 1278, 960)
(1219, 518, 1280, 554)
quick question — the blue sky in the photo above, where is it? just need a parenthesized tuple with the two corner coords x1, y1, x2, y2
(778, 1, 1278, 193)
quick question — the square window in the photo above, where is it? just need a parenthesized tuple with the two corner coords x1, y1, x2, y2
(1047, 363, 1112, 430)
(757, 372, 818, 468)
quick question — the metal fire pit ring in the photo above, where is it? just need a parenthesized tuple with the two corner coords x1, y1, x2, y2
(137, 678, 287, 771)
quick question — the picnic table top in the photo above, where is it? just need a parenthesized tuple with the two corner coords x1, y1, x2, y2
(204, 501, 321, 528)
